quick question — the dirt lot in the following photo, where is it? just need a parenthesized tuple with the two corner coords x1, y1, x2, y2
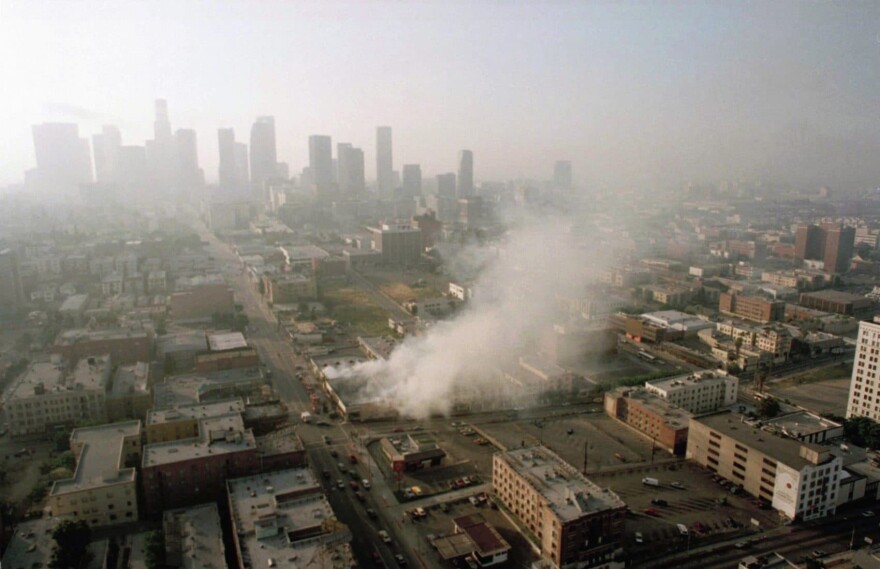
(769, 378, 851, 417)
(360, 268, 448, 303)
(319, 282, 391, 335)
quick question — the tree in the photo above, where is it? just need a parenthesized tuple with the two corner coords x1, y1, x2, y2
(51, 520, 92, 569)
(756, 397, 781, 419)
(143, 530, 165, 569)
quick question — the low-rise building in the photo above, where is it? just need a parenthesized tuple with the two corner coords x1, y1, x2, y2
(799, 289, 875, 318)
(106, 361, 151, 421)
(142, 413, 259, 515)
(48, 420, 142, 526)
(493, 446, 626, 569)
(195, 331, 259, 373)
(53, 327, 152, 367)
(146, 399, 246, 444)
(263, 272, 318, 304)
(644, 370, 738, 414)
(380, 431, 446, 471)
(604, 388, 691, 456)
(226, 469, 354, 569)
(5, 357, 112, 436)
(687, 411, 842, 521)
(163, 504, 226, 569)
(719, 293, 785, 323)
(169, 283, 234, 323)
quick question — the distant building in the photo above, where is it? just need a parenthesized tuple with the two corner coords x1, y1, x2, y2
(687, 411, 841, 521)
(437, 172, 456, 198)
(106, 361, 151, 422)
(402, 164, 422, 197)
(308, 134, 334, 198)
(48, 420, 142, 527)
(249, 116, 277, 198)
(493, 446, 626, 569)
(376, 126, 394, 197)
(847, 317, 880, 421)
(0, 248, 26, 316)
(30, 122, 93, 197)
(262, 272, 318, 304)
(169, 283, 234, 322)
(553, 160, 572, 189)
(369, 222, 423, 265)
(719, 292, 785, 323)
(337, 143, 365, 194)
(226, 469, 354, 569)
(799, 289, 874, 317)
(457, 150, 474, 198)
(794, 223, 855, 274)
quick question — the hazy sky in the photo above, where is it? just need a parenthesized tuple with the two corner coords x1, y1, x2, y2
(2, 1, 880, 189)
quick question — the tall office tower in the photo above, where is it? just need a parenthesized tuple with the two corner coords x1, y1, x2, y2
(846, 317, 880, 420)
(234, 143, 249, 187)
(402, 164, 422, 197)
(218, 128, 238, 191)
(308, 135, 333, 197)
(154, 99, 172, 141)
(92, 125, 122, 184)
(457, 150, 474, 198)
(117, 146, 148, 196)
(376, 126, 393, 196)
(436, 173, 456, 198)
(249, 116, 277, 195)
(175, 128, 202, 190)
(794, 224, 825, 261)
(823, 223, 855, 274)
(553, 160, 572, 189)
(337, 143, 352, 192)
(0, 248, 25, 316)
(31, 123, 93, 196)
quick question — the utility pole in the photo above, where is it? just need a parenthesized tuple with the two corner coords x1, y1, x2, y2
(583, 442, 589, 475)
(651, 437, 656, 464)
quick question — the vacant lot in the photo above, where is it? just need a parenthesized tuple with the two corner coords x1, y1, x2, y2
(770, 378, 851, 417)
(320, 282, 391, 335)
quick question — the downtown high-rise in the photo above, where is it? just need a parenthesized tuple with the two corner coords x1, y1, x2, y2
(249, 116, 277, 197)
(376, 126, 393, 197)
(457, 150, 474, 198)
(308, 135, 333, 198)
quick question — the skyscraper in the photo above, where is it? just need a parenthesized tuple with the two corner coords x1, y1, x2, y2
(436, 173, 456, 198)
(823, 223, 855, 274)
(146, 99, 176, 198)
(234, 143, 249, 187)
(153, 99, 172, 141)
(337, 143, 366, 195)
(457, 150, 474, 198)
(376, 126, 393, 196)
(92, 125, 122, 184)
(31, 123, 93, 196)
(249, 116, 277, 195)
(0, 249, 25, 316)
(402, 164, 422, 198)
(553, 160, 572, 189)
(308, 135, 333, 197)
(175, 128, 202, 192)
(847, 317, 880, 420)
(337, 142, 352, 192)
(218, 128, 238, 192)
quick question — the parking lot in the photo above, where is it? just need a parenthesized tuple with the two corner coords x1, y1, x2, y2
(588, 461, 782, 562)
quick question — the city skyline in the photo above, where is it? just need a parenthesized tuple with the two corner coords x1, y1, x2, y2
(2, 1, 880, 190)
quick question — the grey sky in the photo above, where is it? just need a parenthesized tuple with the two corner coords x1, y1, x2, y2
(2, 0, 879, 189)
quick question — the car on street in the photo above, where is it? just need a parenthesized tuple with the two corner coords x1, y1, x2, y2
(643, 508, 659, 516)
(394, 554, 407, 566)
(337, 462, 347, 473)
(735, 541, 748, 549)
(670, 481, 685, 489)
(336, 480, 344, 490)
(349, 480, 359, 490)
(677, 524, 689, 536)
(403, 489, 415, 499)
(378, 530, 392, 544)
(355, 491, 365, 502)
(330, 449, 338, 457)
(863, 510, 875, 518)
(411, 486, 423, 496)
(362, 479, 371, 489)
(323, 435, 331, 444)
(812, 550, 827, 558)
(635, 532, 643, 544)
(322, 469, 330, 479)
(650, 498, 668, 507)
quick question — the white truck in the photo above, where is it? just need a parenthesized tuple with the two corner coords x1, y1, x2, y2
(300, 411, 312, 423)
(642, 477, 660, 487)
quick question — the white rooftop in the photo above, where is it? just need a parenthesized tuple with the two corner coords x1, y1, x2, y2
(51, 420, 141, 495)
(143, 414, 255, 467)
(207, 331, 248, 352)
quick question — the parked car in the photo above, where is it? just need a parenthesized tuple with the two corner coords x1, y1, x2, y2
(635, 532, 644, 544)
(394, 554, 407, 567)
(336, 480, 345, 490)
(676, 524, 689, 536)
(670, 481, 685, 489)
(378, 530, 392, 544)
(362, 479, 371, 490)
(411, 486, 423, 496)
(643, 508, 660, 516)
(650, 499, 668, 507)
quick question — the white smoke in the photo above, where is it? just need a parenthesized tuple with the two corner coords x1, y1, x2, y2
(335, 209, 612, 418)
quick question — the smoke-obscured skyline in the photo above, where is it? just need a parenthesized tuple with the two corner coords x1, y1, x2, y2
(3, 1, 880, 189)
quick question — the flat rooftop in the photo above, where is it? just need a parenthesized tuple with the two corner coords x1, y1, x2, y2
(498, 446, 625, 522)
(647, 370, 733, 392)
(7, 362, 64, 400)
(109, 362, 150, 397)
(143, 414, 255, 467)
(0, 517, 63, 569)
(207, 331, 248, 352)
(620, 388, 692, 430)
(227, 469, 353, 569)
(60, 294, 89, 312)
(801, 289, 871, 303)
(693, 411, 828, 470)
(51, 420, 141, 495)
(454, 514, 511, 557)
(256, 425, 304, 457)
(163, 503, 225, 569)
(358, 336, 398, 360)
(147, 398, 245, 425)
(153, 368, 264, 409)
(765, 411, 842, 439)
(55, 327, 149, 345)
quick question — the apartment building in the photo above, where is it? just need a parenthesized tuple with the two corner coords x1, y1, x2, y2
(644, 370, 738, 414)
(226, 469, 354, 569)
(719, 293, 785, 323)
(47, 421, 142, 527)
(145, 399, 246, 443)
(141, 413, 259, 515)
(52, 327, 152, 366)
(163, 504, 226, 569)
(493, 446, 626, 569)
(846, 317, 880, 420)
(6, 357, 111, 436)
(106, 361, 151, 421)
(687, 411, 841, 521)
